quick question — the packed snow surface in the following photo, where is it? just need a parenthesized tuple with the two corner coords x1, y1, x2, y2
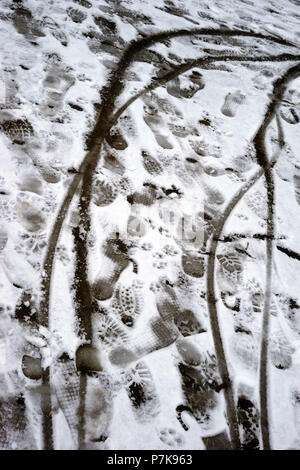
(0, 0, 300, 450)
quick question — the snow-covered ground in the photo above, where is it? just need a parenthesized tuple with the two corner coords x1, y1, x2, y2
(0, 0, 300, 450)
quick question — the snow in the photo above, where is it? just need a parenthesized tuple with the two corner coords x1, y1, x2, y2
(0, 0, 300, 451)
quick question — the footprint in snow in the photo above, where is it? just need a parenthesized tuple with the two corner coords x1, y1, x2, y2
(168, 119, 190, 138)
(231, 332, 258, 371)
(176, 338, 202, 367)
(167, 71, 205, 99)
(141, 150, 163, 175)
(16, 192, 47, 232)
(237, 387, 260, 450)
(158, 427, 184, 447)
(67, 7, 87, 24)
(52, 354, 80, 447)
(103, 151, 126, 175)
(174, 309, 205, 337)
(0, 118, 34, 144)
(84, 372, 114, 445)
(177, 361, 220, 430)
(221, 90, 246, 117)
(13, 6, 45, 39)
(92, 237, 132, 301)
(18, 170, 43, 196)
(105, 127, 128, 151)
(143, 103, 174, 149)
(92, 178, 118, 207)
(270, 330, 293, 370)
(111, 281, 143, 328)
(96, 310, 130, 352)
(181, 252, 205, 278)
(42, 16, 68, 46)
(123, 362, 160, 423)
(40, 67, 75, 117)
